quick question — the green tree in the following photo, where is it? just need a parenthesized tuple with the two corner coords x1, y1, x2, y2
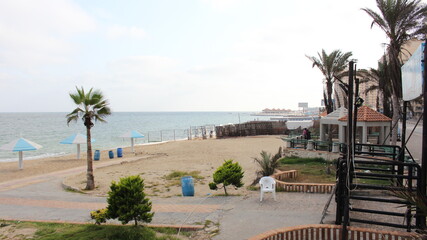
(107, 175, 154, 226)
(209, 160, 244, 196)
(306, 49, 352, 114)
(252, 147, 282, 185)
(66, 87, 111, 190)
(362, 0, 427, 144)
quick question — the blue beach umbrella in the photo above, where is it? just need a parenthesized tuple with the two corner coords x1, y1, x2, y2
(60, 133, 95, 160)
(120, 130, 145, 153)
(0, 138, 43, 169)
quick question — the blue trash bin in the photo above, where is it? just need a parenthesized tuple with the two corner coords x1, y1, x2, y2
(94, 150, 100, 161)
(108, 150, 114, 159)
(117, 148, 123, 158)
(181, 176, 194, 196)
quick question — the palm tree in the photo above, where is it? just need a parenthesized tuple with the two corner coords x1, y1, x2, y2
(306, 49, 353, 114)
(67, 87, 111, 190)
(362, 0, 427, 144)
(252, 147, 282, 185)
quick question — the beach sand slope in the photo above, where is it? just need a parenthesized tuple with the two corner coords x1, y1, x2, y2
(63, 136, 285, 197)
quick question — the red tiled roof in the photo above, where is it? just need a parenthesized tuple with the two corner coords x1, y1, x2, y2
(338, 106, 391, 122)
(320, 110, 328, 117)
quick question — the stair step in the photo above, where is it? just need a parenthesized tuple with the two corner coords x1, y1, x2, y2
(350, 207, 408, 217)
(350, 195, 410, 204)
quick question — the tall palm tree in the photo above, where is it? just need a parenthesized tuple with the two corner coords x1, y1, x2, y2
(362, 0, 427, 144)
(67, 87, 111, 190)
(306, 49, 353, 114)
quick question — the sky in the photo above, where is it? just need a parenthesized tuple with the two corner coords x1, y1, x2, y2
(0, 0, 400, 112)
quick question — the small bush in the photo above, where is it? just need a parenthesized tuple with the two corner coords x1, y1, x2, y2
(107, 175, 154, 226)
(209, 160, 244, 195)
(90, 208, 108, 225)
(252, 147, 282, 185)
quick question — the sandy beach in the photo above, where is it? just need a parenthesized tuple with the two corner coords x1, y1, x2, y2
(0, 136, 285, 197)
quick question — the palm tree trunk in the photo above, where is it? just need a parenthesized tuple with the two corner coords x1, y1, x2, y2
(326, 80, 334, 113)
(334, 89, 342, 109)
(391, 95, 399, 145)
(376, 93, 380, 111)
(85, 126, 95, 190)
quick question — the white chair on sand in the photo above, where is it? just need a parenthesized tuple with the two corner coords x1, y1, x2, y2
(259, 176, 276, 201)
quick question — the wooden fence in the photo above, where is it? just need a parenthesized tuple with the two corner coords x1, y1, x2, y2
(272, 170, 298, 181)
(215, 121, 288, 138)
(248, 224, 424, 240)
(275, 180, 335, 193)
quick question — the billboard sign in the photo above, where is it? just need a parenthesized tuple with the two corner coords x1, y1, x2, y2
(402, 43, 424, 101)
(298, 102, 308, 108)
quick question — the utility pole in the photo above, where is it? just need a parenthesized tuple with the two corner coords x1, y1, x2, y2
(420, 40, 427, 229)
(341, 60, 354, 240)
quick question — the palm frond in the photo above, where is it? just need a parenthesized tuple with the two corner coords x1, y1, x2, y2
(67, 87, 111, 127)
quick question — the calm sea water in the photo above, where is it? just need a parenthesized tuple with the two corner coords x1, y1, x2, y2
(0, 112, 275, 162)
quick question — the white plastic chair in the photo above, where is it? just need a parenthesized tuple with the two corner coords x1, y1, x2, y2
(259, 176, 276, 201)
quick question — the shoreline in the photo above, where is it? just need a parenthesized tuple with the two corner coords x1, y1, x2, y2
(0, 137, 189, 163)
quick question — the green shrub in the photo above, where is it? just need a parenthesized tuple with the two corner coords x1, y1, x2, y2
(209, 160, 244, 195)
(90, 208, 108, 225)
(252, 147, 282, 185)
(107, 175, 154, 226)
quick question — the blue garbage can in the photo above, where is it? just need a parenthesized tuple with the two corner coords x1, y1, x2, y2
(108, 150, 114, 159)
(117, 148, 123, 158)
(181, 176, 194, 196)
(94, 150, 100, 161)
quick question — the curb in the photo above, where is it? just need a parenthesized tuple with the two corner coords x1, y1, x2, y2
(61, 182, 86, 194)
(0, 218, 204, 231)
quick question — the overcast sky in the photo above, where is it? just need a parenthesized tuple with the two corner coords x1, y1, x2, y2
(0, 0, 394, 112)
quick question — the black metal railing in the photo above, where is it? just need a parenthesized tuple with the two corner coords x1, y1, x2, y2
(335, 152, 424, 231)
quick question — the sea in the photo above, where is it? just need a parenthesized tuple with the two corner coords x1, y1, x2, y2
(0, 112, 312, 162)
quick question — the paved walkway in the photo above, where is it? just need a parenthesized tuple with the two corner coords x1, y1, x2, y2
(0, 161, 336, 240)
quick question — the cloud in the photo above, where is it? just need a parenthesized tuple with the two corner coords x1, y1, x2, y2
(200, 0, 243, 11)
(107, 56, 179, 82)
(0, 0, 96, 73)
(106, 24, 146, 40)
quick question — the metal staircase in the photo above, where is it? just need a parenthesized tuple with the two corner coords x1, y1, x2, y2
(335, 143, 424, 231)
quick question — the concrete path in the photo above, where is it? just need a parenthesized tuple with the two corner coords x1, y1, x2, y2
(0, 164, 336, 240)
(213, 193, 335, 240)
(0, 123, 423, 239)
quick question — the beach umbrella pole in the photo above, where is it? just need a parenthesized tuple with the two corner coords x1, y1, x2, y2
(77, 144, 81, 160)
(131, 138, 135, 153)
(19, 151, 23, 169)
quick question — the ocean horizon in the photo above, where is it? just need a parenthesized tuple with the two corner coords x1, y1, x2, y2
(0, 112, 271, 162)
(0, 111, 313, 162)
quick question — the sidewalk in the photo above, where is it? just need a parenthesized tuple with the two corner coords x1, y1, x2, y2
(0, 165, 335, 240)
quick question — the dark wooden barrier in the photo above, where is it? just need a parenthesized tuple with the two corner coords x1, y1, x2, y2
(215, 121, 288, 138)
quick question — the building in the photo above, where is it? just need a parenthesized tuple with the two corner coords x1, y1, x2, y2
(334, 39, 423, 114)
